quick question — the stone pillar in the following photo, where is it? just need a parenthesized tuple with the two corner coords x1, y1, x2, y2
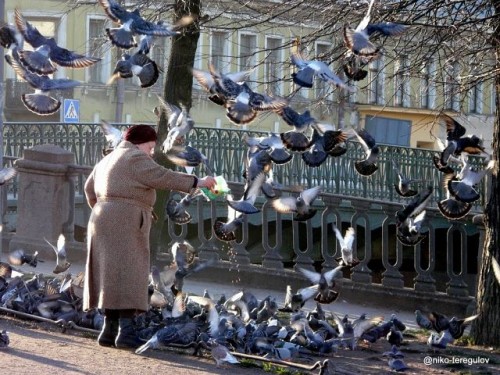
(8, 144, 84, 262)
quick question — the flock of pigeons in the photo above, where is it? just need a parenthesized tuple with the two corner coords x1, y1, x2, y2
(0, 237, 480, 371)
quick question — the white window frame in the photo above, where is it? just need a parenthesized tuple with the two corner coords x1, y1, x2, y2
(420, 58, 436, 109)
(210, 30, 232, 72)
(444, 61, 461, 111)
(368, 57, 385, 105)
(394, 55, 410, 107)
(264, 35, 284, 96)
(238, 31, 258, 90)
(86, 15, 111, 84)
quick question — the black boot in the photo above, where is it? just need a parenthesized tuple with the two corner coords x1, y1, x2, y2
(115, 318, 142, 349)
(97, 316, 119, 347)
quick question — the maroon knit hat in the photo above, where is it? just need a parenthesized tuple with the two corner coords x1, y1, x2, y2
(123, 125, 158, 145)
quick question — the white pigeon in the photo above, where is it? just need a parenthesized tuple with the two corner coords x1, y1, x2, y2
(44, 234, 71, 274)
(100, 121, 123, 149)
(0, 167, 17, 185)
(159, 96, 195, 152)
(332, 224, 356, 266)
(271, 186, 322, 221)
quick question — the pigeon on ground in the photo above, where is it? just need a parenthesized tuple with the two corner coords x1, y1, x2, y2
(5, 51, 81, 115)
(107, 52, 160, 88)
(388, 357, 409, 372)
(332, 224, 358, 267)
(210, 340, 239, 367)
(0, 330, 9, 349)
(290, 49, 353, 92)
(0, 168, 17, 185)
(98, 0, 192, 49)
(447, 314, 479, 339)
(14, 8, 100, 72)
(352, 128, 379, 176)
(427, 330, 454, 349)
(44, 234, 71, 274)
(271, 186, 322, 221)
(298, 265, 345, 304)
(382, 344, 404, 358)
(343, 0, 408, 62)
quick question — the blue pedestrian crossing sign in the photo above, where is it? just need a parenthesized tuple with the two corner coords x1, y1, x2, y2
(63, 99, 80, 123)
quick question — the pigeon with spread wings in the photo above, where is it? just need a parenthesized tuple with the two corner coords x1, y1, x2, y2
(44, 234, 71, 274)
(271, 186, 322, 221)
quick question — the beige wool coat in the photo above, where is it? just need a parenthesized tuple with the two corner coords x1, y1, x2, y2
(83, 141, 196, 312)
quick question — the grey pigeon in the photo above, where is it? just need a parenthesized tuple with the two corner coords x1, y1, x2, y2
(290, 49, 352, 92)
(352, 128, 379, 177)
(446, 157, 494, 203)
(438, 173, 472, 220)
(44, 234, 71, 274)
(213, 203, 246, 242)
(160, 99, 195, 152)
(392, 159, 424, 197)
(166, 190, 204, 225)
(0, 330, 9, 349)
(0, 23, 24, 51)
(343, 0, 407, 62)
(15, 9, 100, 70)
(414, 310, 433, 330)
(100, 121, 123, 151)
(5, 51, 80, 115)
(382, 344, 404, 359)
(107, 52, 160, 88)
(210, 340, 239, 367)
(275, 106, 315, 152)
(166, 145, 213, 175)
(427, 330, 454, 349)
(388, 357, 409, 372)
(98, 0, 192, 49)
(271, 186, 322, 221)
(298, 265, 344, 304)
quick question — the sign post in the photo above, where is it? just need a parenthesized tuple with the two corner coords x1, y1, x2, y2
(63, 99, 80, 123)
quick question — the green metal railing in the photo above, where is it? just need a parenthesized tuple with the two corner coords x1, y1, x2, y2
(2, 122, 486, 211)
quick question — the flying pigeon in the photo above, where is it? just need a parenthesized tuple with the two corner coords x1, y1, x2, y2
(213, 201, 246, 242)
(438, 173, 472, 220)
(332, 224, 358, 266)
(343, 0, 408, 62)
(5, 51, 81, 115)
(14, 9, 100, 71)
(0, 23, 24, 51)
(98, 0, 193, 49)
(100, 121, 123, 155)
(290, 50, 352, 92)
(392, 159, 424, 197)
(395, 186, 433, 228)
(8, 249, 41, 268)
(276, 106, 315, 152)
(445, 157, 494, 203)
(190, 65, 253, 106)
(44, 234, 71, 274)
(415, 309, 433, 330)
(298, 265, 345, 304)
(166, 190, 204, 225)
(352, 128, 379, 177)
(107, 52, 160, 88)
(271, 186, 322, 221)
(159, 99, 195, 152)
(0, 167, 17, 185)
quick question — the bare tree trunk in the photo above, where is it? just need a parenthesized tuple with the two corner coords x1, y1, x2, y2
(150, 0, 201, 261)
(471, 0, 500, 345)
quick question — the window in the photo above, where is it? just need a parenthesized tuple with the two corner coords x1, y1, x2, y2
(88, 18, 108, 84)
(365, 116, 411, 147)
(211, 31, 229, 71)
(239, 33, 257, 89)
(469, 82, 483, 114)
(420, 58, 436, 109)
(444, 62, 461, 111)
(265, 36, 283, 95)
(315, 42, 331, 99)
(368, 58, 384, 104)
(394, 55, 410, 107)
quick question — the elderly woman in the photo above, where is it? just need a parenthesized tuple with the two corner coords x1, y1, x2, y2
(83, 124, 215, 349)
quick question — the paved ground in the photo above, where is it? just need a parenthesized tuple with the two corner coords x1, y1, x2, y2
(2, 253, 499, 374)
